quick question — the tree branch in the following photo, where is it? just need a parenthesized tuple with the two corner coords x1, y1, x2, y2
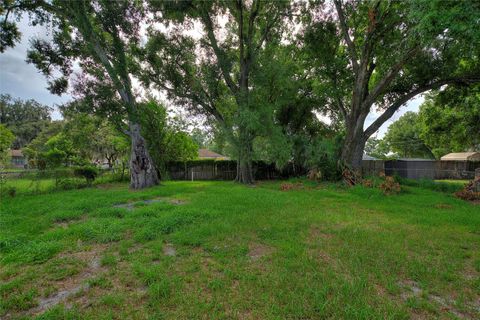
(155, 78, 225, 124)
(363, 76, 480, 138)
(333, 0, 358, 73)
(335, 96, 347, 120)
(247, 0, 260, 53)
(362, 45, 419, 110)
(199, 8, 238, 94)
(254, 6, 281, 54)
(355, 0, 380, 103)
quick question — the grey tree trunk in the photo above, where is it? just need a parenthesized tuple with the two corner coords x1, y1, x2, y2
(340, 111, 369, 171)
(341, 133, 367, 171)
(129, 121, 159, 189)
(236, 156, 254, 184)
(235, 127, 255, 184)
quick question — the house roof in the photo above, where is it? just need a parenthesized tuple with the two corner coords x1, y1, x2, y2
(8, 149, 23, 157)
(440, 152, 480, 161)
(198, 148, 228, 159)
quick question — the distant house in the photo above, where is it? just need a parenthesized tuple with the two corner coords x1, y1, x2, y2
(9, 149, 27, 168)
(198, 149, 230, 160)
(440, 152, 480, 161)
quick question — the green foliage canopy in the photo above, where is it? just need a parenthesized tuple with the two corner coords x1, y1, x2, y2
(139, 101, 198, 176)
(383, 112, 433, 159)
(0, 124, 15, 166)
(0, 94, 52, 149)
(302, 0, 480, 168)
(419, 85, 480, 158)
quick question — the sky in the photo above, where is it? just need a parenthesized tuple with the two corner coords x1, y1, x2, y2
(0, 17, 424, 138)
(0, 17, 70, 119)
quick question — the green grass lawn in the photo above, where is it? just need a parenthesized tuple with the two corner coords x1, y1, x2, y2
(1, 180, 479, 319)
(1, 178, 57, 194)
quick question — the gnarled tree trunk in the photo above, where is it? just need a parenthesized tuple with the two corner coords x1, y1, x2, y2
(129, 121, 159, 189)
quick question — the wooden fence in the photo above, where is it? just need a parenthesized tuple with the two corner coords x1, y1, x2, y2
(362, 160, 480, 180)
(167, 159, 480, 181)
(5, 160, 477, 182)
(361, 160, 385, 176)
(165, 160, 303, 181)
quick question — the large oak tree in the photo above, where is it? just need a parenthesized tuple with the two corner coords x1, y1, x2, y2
(1, 0, 158, 188)
(143, 0, 293, 184)
(303, 0, 480, 170)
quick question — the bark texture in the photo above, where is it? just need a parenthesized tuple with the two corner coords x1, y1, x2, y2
(235, 130, 255, 184)
(129, 121, 159, 189)
(341, 131, 367, 170)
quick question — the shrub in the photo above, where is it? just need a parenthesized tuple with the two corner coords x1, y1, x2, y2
(379, 176, 401, 195)
(73, 166, 98, 185)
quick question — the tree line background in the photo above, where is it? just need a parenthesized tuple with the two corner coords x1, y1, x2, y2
(1, 0, 479, 188)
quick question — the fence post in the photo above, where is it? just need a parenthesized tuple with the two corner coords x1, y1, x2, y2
(475, 168, 480, 179)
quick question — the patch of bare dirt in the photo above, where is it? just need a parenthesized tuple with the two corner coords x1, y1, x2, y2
(169, 199, 187, 205)
(49, 216, 87, 232)
(53, 221, 70, 229)
(399, 280, 423, 300)
(463, 265, 480, 281)
(398, 280, 479, 319)
(247, 243, 274, 261)
(308, 226, 334, 241)
(163, 243, 176, 257)
(305, 226, 335, 262)
(127, 243, 143, 254)
(373, 283, 388, 297)
(113, 197, 187, 210)
(434, 203, 453, 209)
(28, 244, 110, 316)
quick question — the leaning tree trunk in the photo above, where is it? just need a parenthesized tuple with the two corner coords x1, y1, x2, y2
(129, 121, 159, 189)
(235, 128, 255, 184)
